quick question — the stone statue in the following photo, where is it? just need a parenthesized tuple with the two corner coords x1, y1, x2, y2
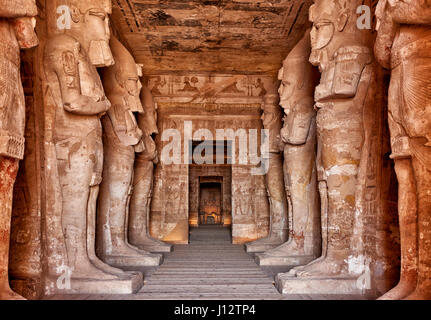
(0, 0, 38, 300)
(375, 0, 431, 300)
(245, 94, 288, 253)
(128, 84, 172, 253)
(277, 0, 376, 293)
(43, 0, 143, 293)
(255, 31, 320, 267)
(98, 36, 162, 267)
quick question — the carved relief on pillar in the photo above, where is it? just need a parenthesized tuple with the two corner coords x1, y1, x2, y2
(375, 0, 431, 300)
(0, 0, 38, 300)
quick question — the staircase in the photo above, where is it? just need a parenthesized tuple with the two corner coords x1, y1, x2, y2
(137, 225, 282, 300)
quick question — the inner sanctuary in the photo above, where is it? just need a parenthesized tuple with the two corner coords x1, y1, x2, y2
(1, 0, 431, 301)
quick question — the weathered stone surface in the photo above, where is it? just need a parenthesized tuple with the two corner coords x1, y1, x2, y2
(278, 0, 380, 294)
(375, 0, 431, 300)
(98, 35, 163, 267)
(128, 85, 172, 253)
(245, 93, 288, 253)
(41, 0, 143, 294)
(255, 30, 320, 265)
(0, 0, 38, 300)
(111, 0, 313, 75)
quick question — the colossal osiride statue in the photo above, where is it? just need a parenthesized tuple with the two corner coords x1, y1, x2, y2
(255, 31, 321, 267)
(276, 0, 377, 294)
(0, 0, 38, 300)
(375, 0, 431, 300)
(245, 93, 288, 253)
(98, 36, 162, 267)
(128, 85, 172, 253)
(43, 0, 143, 294)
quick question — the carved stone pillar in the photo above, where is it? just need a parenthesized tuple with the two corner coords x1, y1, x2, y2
(42, 0, 142, 294)
(255, 30, 321, 267)
(276, 0, 378, 295)
(128, 85, 172, 253)
(245, 94, 288, 252)
(0, 0, 38, 300)
(375, 0, 431, 300)
(98, 36, 162, 267)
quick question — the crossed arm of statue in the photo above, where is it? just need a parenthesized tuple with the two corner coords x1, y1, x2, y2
(106, 103, 143, 146)
(53, 49, 111, 116)
(0, 0, 37, 17)
(387, 0, 431, 24)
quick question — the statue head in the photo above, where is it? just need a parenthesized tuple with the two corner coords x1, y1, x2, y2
(106, 36, 144, 113)
(309, 0, 358, 69)
(278, 30, 313, 110)
(61, 0, 114, 66)
(140, 85, 159, 136)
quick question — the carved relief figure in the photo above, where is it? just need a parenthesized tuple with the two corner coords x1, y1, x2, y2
(98, 36, 162, 267)
(43, 0, 144, 291)
(179, 76, 199, 92)
(256, 31, 320, 265)
(246, 94, 288, 253)
(286, 0, 375, 279)
(128, 84, 172, 253)
(375, 0, 431, 300)
(0, 0, 38, 300)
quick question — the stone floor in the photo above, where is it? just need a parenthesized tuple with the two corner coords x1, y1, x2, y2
(45, 225, 366, 300)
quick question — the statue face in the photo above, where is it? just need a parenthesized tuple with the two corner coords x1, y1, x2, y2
(81, 7, 114, 66)
(278, 66, 299, 107)
(309, 0, 340, 68)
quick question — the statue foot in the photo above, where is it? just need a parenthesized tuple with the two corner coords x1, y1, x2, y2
(110, 242, 152, 257)
(0, 286, 26, 300)
(88, 253, 128, 276)
(295, 256, 348, 278)
(264, 239, 304, 257)
(71, 259, 119, 280)
(378, 281, 416, 300)
(130, 236, 171, 251)
(288, 255, 326, 276)
(403, 286, 431, 300)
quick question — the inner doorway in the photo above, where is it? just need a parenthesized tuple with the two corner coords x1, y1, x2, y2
(199, 180, 222, 225)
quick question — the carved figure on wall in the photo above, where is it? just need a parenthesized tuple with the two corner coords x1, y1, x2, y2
(255, 31, 320, 266)
(0, 0, 38, 300)
(375, 0, 431, 300)
(179, 76, 199, 92)
(128, 85, 172, 253)
(246, 94, 288, 253)
(279, 0, 376, 287)
(43, 0, 143, 293)
(254, 78, 267, 97)
(150, 75, 166, 96)
(98, 36, 162, 267)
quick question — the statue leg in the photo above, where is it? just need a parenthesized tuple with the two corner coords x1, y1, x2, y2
(128, 161, 171, 252)
(379, 158, 418, 300)
(97, 141, 161, 266)
(405, 156, 431, 300)
(0, 156, 25, 300)
(262, 135, 318, 257)
(59, 143, 116, 280)
(296, 105, 363, 278)
(86, 185, 129, 276)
